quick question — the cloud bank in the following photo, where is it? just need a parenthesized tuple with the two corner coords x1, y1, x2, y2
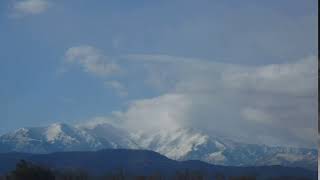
(120, 55, 317, 148)
(65, 46, 317, 148)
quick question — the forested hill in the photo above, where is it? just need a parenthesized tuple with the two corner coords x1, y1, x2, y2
(0, 149, 317, 179)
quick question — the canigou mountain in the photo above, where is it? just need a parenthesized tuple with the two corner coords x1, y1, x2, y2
(0, 122, 316, 170)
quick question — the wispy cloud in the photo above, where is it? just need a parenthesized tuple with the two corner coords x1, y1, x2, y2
(221, 56, 317, 96)
(63, 47, 317, 147)
(104, 80, 128, 98)
(107, 55, 317, 148)
(64, 45, 121, 77)
(11, 0, 50, 17)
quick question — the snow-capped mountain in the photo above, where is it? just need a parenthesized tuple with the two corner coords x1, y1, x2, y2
(130, 128, 317, 170)
(0, 122, 317, 170)
(0, 123, 137, 153)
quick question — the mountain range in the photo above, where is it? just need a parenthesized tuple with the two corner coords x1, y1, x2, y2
(0, 122, 317, 170)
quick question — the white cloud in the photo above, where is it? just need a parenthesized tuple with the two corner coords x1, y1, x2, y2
(65, 45, 121, 77)
(116, 93, 191, 132)
(222, 56, 317, 96)
(70, 51, 316, 148)
(104, 81, 128, 97)
(106, 55, 317, 148)
(11, 0, 50, 17)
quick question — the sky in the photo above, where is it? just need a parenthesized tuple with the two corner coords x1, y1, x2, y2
(0, 0, 318, 148)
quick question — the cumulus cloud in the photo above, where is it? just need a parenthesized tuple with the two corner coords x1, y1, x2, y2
(105, 55, 317, 148)
(64, 45, 121, 77)
(71, 51, 316, 148)
(114, 93, 191, 133)
(104, 81, 128, 97)
(11, 0, 50, 17)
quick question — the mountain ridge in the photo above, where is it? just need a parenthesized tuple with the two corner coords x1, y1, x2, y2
(0, 122, 317, 170)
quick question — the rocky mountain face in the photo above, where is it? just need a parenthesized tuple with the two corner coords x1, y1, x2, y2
(0, 122, 316, 170)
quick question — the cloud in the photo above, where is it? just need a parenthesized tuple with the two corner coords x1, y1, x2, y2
(11, 0, 50, 17)
(222, 56, 317, 96)
(105, 55, 317, 148)
(68, 51, 316, 148)
(241, 107, 273, 124)
(115, 93, 191, 132)
(64, 45, 121, 77)
(104, 81, 128, 97)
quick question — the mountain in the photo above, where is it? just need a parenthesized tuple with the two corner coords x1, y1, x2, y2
(0, 149, 317, 179)
(0, 122, 317, 170)
(0, 123, 137, 153)
(131, 128, 317, 170)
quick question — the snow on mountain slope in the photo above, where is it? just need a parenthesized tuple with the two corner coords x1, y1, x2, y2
(77, 122, 139, 149)
(130, 128, 209, 159)
(0, 123, 134, 153)
(43, 123, 108, 150)
(0, 122, 317, 170)
(129, 128, 317, 169)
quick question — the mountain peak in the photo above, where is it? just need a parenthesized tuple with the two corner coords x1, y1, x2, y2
(0, 123, 317, 170)
(13, 128, 29, 135)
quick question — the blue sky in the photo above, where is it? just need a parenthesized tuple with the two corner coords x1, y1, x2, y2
(0, 0, 318, 147)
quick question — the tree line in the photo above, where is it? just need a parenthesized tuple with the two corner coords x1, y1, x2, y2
(0, 160, 310, 180)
